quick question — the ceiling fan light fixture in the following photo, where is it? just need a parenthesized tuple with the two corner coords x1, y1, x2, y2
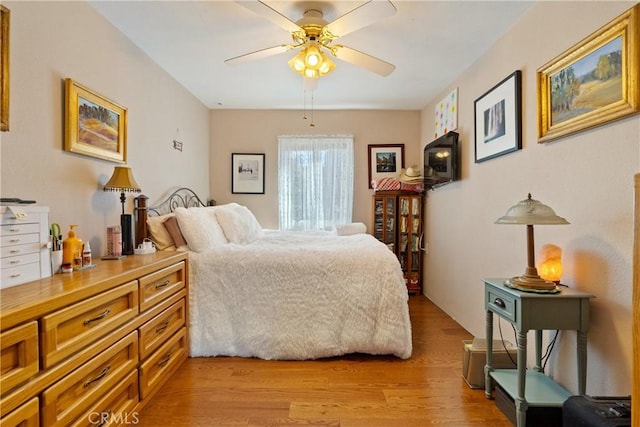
(318, 52, 335, 76)
(288, 51, 306, 72)
(305, 45, 321, 68)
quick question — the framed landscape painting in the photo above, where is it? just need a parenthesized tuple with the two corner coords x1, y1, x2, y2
(64, 78, 127, 163)
(537, 4, 639, 142)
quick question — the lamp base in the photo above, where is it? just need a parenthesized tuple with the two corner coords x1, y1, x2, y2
(121, 214, 134, 255)
(508, 274, 557, 291)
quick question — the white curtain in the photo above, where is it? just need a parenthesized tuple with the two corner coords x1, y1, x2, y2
(278, 135, 354, 231)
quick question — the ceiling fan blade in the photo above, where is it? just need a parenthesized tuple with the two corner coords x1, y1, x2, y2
(236, 0, 301, 33)
(225, 44, 293, 65)
(325, 0, 396, 38)
(332, 45, 395, 77)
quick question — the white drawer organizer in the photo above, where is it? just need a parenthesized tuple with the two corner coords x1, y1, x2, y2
(0, 206, 52, 289)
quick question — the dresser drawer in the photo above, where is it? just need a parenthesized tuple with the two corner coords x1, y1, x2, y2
(0, 321, 39, 397)
(41, 281, 139, 368)
(1, 264, 41, 290)
(1, 252, 39, 269)
(487, 288, 517, 323)
(139, 299, 186, 360)
(75, 369, 139, 427)
(139, 262, 185, 312)
(0, 223, 41, 237)
(1, 210, 45, 225)
(139, 327, 187, 399)
(42, 331, 138, 427)
(0, 396, 38, 427)
(0, 233, 40, 249)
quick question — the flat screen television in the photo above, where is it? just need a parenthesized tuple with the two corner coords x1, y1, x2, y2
(423, 131, 459, 189)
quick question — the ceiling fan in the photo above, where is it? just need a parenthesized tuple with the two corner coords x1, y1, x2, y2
(225, 0, 397, 78)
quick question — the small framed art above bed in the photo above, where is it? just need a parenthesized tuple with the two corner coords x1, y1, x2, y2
(134, 188, 412, 361)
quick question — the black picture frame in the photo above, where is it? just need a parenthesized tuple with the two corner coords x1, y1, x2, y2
(474, 70, 522, 163)
(231, 153, 265, 194)
(367, 144, 405, 188)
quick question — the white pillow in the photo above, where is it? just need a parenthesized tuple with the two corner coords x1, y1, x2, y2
(174, 206, 228, 252)
(215, 203, 263, 244)
(147, 213, 175, 250)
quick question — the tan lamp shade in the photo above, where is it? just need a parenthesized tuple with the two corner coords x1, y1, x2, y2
(496, 194, 569, 291)
(103, 167, 141, 193)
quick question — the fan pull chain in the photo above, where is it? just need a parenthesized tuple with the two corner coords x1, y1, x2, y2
(302, 88, 308, 121)
(310, 91, 315, 127)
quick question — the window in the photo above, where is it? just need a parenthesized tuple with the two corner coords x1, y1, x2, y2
(278, 135, 354, 231)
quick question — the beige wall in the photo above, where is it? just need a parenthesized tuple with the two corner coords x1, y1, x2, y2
(0, 1, 210, 256)
(210, 109, 420, 229)
(420, 1, 639, 396)
(2, 0, 636, 400)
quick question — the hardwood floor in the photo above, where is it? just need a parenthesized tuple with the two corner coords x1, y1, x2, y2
(137, 295, 511, 426)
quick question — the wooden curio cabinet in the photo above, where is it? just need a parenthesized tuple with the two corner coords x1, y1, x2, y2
(372, 191, 424, 295)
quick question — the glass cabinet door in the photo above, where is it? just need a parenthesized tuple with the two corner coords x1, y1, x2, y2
(373, 195, 396, 252)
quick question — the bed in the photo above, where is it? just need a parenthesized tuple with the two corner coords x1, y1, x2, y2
(134, 188, 412, 360)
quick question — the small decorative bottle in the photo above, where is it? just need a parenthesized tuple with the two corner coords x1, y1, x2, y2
(83, 241, 92, 266)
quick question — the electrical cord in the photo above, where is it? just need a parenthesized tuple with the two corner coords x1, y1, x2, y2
(497, 317, 559, 372)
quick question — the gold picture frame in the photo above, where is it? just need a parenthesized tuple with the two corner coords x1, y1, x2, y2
(537, 4, 639, 143)
(64, 78, 127, 163)
(1, 5, 9, 132)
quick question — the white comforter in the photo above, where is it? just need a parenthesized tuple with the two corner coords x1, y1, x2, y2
(187, 230, 412, 360)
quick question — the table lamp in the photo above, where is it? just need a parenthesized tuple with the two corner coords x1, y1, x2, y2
(103, 166, 141, 255)
(495, 193, 569, 291)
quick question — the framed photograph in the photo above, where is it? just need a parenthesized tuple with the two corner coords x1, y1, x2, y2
(64, 78, 127, 163)
(474, 70, 522, 163)
(1, 5, 9, 132)
(537, 4, 639, 143)
(232, 153, 265, 194)
(367, 144, 405, 188)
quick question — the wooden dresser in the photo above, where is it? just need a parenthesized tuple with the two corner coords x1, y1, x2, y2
(0, 251, 188, 426)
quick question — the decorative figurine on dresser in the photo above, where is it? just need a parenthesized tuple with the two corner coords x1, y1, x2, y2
(0, 203, 52, 288)
(371, 166, 424, 295)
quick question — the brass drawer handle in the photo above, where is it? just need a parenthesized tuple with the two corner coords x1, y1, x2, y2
(84, 308, 111, 325)
(9, 260, 21, 265)
(155, 279, 170, 289)
(158, 352, 172, 367)
(9, 238, 20, 243)
(84, 365, 110, 387)
(155, 320, 170, 334)
(8, 227, 20, 232)
(9, 249, 20, 254)
(10, 273, 21, 278)
(493, 298, 506, 309)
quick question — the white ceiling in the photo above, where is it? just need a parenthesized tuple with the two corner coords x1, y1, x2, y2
(89, 0, 534, 110)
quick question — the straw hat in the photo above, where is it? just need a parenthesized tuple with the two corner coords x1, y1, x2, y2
(398, 165, 422, 184)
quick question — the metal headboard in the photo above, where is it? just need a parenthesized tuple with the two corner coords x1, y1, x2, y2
(134, 187, 207, 247)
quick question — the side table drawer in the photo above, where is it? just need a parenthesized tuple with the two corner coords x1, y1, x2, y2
(0, 321, 39, 396)
(139, 262, 185, 312)
(487, 288, 517, 322)
(139, 327, 187, 399)
(139, 299, 186, 360)
(41, 281, 139, 368)
(41, 331, 138, 427)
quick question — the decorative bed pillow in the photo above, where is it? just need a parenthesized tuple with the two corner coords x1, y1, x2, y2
(147, 213, 175, 250)
(215, 203, 263, 244)
(336, 222, 367, 236)
(174, 206, 228, 252)
(162, 216, 188, 250)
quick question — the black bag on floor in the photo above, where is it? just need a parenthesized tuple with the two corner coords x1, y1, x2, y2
(562, 395, 631, 427)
